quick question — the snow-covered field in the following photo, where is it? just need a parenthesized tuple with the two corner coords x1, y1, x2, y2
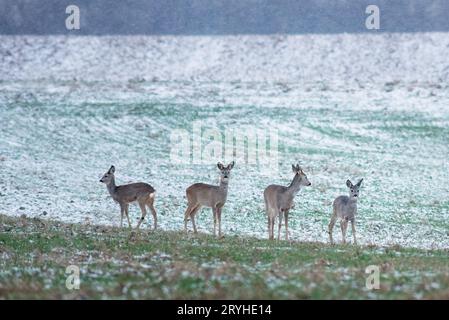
(0, 34, 448, 249)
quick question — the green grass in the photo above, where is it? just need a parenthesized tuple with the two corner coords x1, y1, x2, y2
(1, 214, 449, 299)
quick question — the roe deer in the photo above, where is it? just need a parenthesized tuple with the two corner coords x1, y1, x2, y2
(264, 164, 311, 241)
(183, 161, 235, 238)
(100, 165, 157, 230)
(328, 179, 363, 245)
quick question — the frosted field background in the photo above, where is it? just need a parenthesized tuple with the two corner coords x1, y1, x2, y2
(0, 33, 448, 249)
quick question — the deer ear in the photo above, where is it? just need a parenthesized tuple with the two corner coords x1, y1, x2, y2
(346, 179, 353, 188)
(109, 165, 115, 174)
(217, 162, 224, 170)
(356, 178, 364, 186)
(228, 161, 235, 170)
(292, 164, 297, 172)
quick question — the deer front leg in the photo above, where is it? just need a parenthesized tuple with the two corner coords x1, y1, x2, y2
(212, 207, 217, 237)
(124, 204, 131, 229)
(284, 210, 289, 241)
(340, 219, 348, 244)
(351, 219, 357, 245)
(217, 206, 223, 238)
(119, 204, 125, 228)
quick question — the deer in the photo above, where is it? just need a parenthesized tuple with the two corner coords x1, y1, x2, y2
(99, 165, 157, 230)
(183, 161, 235, 238)
(328, 179, 363, 245)
(264, 164, 312, 241)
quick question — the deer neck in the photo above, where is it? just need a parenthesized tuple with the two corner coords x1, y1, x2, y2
(219, 179, 229, 195)
(348, 196, 358, 205)
(287, 174, 302, 196)
(106, 176, 117, 196)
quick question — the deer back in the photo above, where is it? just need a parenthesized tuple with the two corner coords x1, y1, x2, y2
(333, 195, 357, 220)
(186, 183, 227, 208)
(114, 182, 155, 203)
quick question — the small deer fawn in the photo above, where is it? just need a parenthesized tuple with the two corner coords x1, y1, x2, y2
(328, 179, 363, 245)
(264, 164, 311, 240)
(100, 165, 157, 230)
(183, 161, 235, 237)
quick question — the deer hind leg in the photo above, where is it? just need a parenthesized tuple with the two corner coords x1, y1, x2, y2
(184, 203, 195, 232)
(266, 206, 271, 240)
(268, 209, 277, 240)
(351, 219, 357, 245)
(284, 210, 289, 241)
(146, 193, 157, 230)
(136, 199, 147, 230)
(267, 208, 275, 240)
(277, 210, 283, 241)
(340, 219, 348, 244)
(328, 210, 337, 245)
(267, 215, 271, 240)
(189, 205, 201, 234)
